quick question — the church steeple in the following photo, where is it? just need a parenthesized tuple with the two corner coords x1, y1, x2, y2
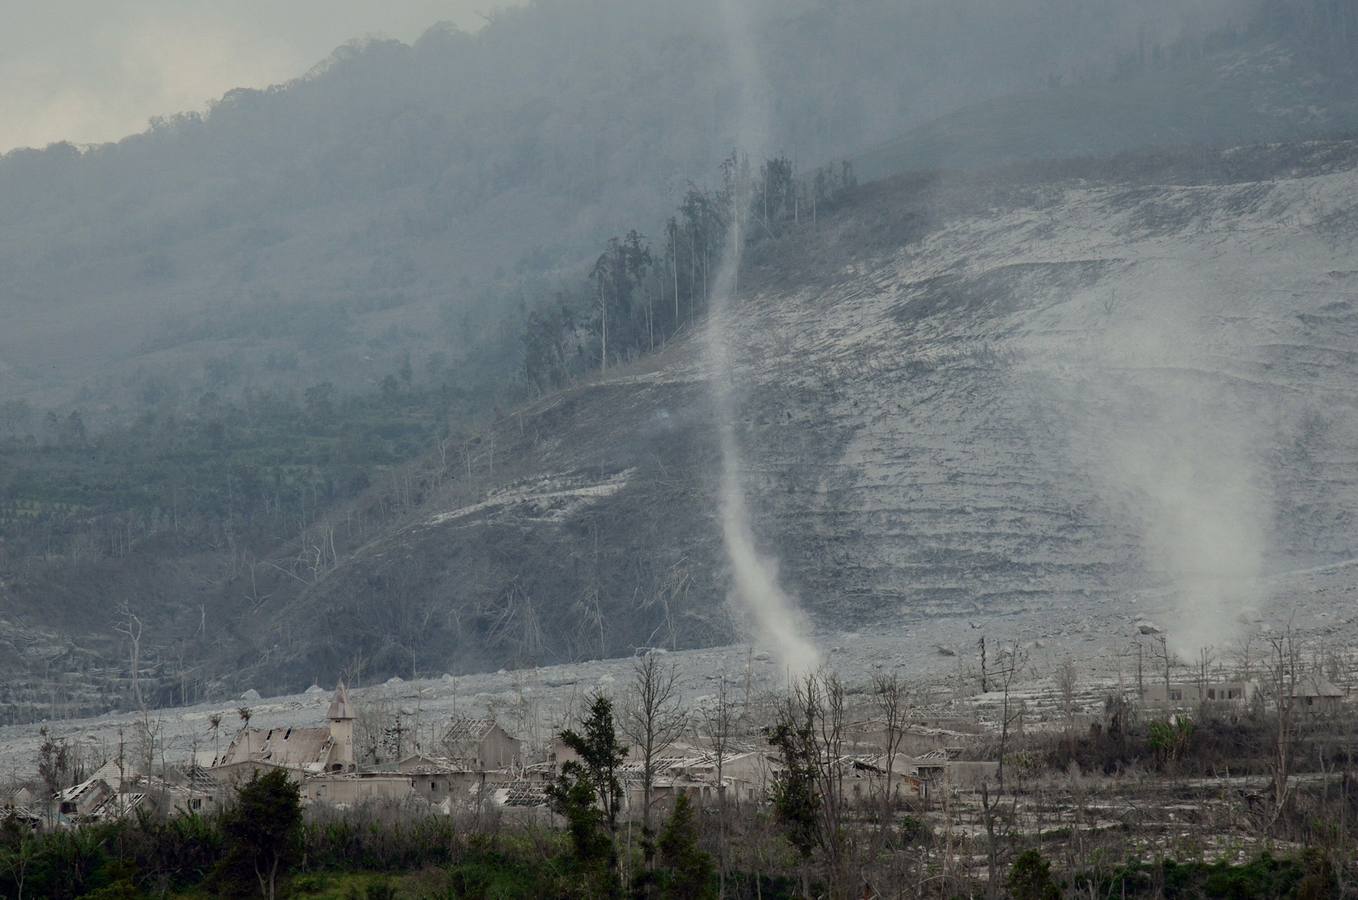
(327, 681, 354, 722)
(326, 681, 356, 772)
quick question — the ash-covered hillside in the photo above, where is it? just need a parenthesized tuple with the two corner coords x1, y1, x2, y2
(8, 0, 1358, 719)
(229, 141, 1358, 690)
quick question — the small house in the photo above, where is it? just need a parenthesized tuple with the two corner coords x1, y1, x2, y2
(440, 718, 522, 770)
(1292, 675, 1344, 710)
(397, 754, 484, 805)
(1140, 680, 1258, 708)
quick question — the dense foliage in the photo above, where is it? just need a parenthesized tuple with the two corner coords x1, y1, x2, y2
(0, 806, 1343, 900)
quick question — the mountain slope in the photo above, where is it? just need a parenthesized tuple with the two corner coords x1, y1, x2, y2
(233, 140, 1358, 687)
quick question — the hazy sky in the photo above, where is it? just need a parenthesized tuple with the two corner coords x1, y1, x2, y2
(0, 1, 516, 153)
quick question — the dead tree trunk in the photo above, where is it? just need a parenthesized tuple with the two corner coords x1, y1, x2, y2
(622, 653, 687, 868)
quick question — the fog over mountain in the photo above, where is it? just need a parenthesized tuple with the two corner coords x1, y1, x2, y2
(3, 0, 1358, 717)
(1, 0, 1266, 411)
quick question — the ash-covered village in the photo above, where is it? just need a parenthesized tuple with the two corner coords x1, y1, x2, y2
(4, 581, 1358, 896)
(6, 0, 1358, 897)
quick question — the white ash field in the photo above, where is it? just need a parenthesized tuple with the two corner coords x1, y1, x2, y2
(1, 554, 1352, 770)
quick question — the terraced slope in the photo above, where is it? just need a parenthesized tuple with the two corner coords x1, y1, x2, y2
(238, 142, 1358, 687)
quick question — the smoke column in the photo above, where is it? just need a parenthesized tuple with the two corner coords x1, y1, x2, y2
(706, 0, 819, 677)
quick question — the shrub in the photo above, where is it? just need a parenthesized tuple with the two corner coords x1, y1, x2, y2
(1009, 850, 1061, 900)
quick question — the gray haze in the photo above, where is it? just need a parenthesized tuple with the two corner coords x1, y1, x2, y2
(0, 0, 518, 152)
(0, 0, 1272, 410)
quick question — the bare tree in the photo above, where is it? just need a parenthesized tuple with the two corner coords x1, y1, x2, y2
(981, 642, 1027, 899)
(1266, 624, 1301, 828)
(767, 671, 850, 894)
(208, 713, 223, 766)
(1151, 633, 1174, 709)
(701, 675, 739, 896)
(1194, 646, 1217, 715)
(1102, 288, 1120, 317)
(1231, 631, 1256, 684)
(36, 728, 69, 829)
(1056, 657, 1078, 740)
(810, 671, 849, 894)
(1132, 639, 1145, 699)
(114, 601, 145, 709)
(355, 698, 396, 765)
(621, 653, 688, 865)
(114, 728, 127, 813)
(871, 671, 910, 844)
(135, 710, 162, 781)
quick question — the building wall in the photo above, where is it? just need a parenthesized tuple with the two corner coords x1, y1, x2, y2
(479, 729, 522, 770)
(912, 760, 998, 789)
(409, 771, 483, 805)
(549, 739, 581, 769)
(843, 771, 920, 808)
(305, 774, 414, 806)
(1141, 681, 1258, 706)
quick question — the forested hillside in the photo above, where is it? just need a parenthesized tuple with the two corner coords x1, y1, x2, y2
(5, 0, 1358, 719)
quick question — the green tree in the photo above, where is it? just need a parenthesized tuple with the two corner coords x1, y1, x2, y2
(217, 768, 302, 899)
(0, 812, 38, 900)
(1008, 850, 1061, 900)
(764, 715, 819, 871)
(522, 298, 575, 391)
(546, 692, 627, 895)
(304, 382, 336, 422)
(548, 773, 614, 874)
(0, 399, 32, 438)
(656, 794, 715, 899)
(556, 692, 627, 834)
